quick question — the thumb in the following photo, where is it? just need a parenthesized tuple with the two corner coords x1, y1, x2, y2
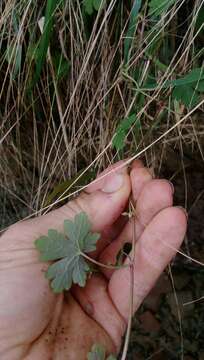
(10, 162, 131, 244)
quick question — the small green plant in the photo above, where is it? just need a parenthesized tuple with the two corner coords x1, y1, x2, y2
(35, 212, 100, 293)
(87, 344, 116, 360)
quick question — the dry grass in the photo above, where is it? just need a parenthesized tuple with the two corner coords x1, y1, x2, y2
(0, 0, 204, 221)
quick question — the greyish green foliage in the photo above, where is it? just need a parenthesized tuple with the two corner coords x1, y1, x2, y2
(87, 344, 117, 360)
(35, 212, 100, 293)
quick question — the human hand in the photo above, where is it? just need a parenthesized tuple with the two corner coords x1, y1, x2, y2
(0, 160, 187, 359)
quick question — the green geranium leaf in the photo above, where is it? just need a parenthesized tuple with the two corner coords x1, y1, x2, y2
(35, 212, 100, 293)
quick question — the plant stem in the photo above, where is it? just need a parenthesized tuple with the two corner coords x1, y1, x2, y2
(81, 252, 130, 270)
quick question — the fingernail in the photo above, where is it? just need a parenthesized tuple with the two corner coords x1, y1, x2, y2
(176, 206, 188, 219)
(168, 181, 174, 194)
(102, 172, 124, 193)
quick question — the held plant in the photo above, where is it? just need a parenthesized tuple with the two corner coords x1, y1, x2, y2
(35, 212, 120, 357)
(35, 212, 100, 293)
(35, 211, 129, 293)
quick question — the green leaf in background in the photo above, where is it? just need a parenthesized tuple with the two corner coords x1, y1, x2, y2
(93, 0, 104, 11)
(87, 344, 117, 360)
(6, 43, 22, 79)
(171, 68, 204, 108)
(146, 67, 204, 90)
(112, 114, 138, 151)
(83, 0, 104, 15)
(83, 0, 93, 15)
(27, 42, 40, 62)
(196, 80, 204, 92)
(172, 85, 200, 109)
(35, 212, 100, 293)
(52, 52, 70, 80)
(164, 67, 204, 88)
(6, 10, 22, 79)
(32, 0, 61, 88)
(195, 5, 204, 33)
(144, 67, 204, 108)
(124, 0, 142, 64)
(44, 169, 95, 206)
(145, 67, 204, 90)
(170, 67, 204, 87)
(148, 0, 177, 17)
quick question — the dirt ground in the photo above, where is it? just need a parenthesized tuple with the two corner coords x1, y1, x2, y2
(126, 147, 204, 359)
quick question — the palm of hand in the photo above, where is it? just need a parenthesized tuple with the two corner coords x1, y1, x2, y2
(0, 161, 187, 360)
(0, 222, 118, 360)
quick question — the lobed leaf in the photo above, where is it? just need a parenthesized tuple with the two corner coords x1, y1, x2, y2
(35, 230, 70, 261)
(83, 233, 100, 252)
(35, 212, 100, 293)
(46, 257, 74, 292)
